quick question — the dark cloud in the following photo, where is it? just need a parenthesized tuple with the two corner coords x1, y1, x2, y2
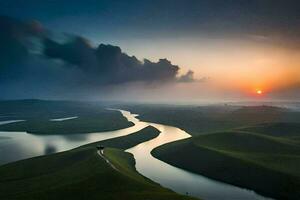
(177, 70, 209, 83)
(178, 70, 195, 83)
(43, 36, 183, 84)
(0, 16, 47, 80)
(44, 36, 97, 69)
(0, 16, 196, 99)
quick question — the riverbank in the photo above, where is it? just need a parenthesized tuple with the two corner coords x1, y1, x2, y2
(0, 126, 196, 200)
(152, 126, 300, 200)
(121, 104, 300, 199)
(81, 126, 160, 150)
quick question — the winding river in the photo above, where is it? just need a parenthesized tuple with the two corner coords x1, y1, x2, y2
(0, 111, 147, 165)
(0, 110, 271, 200)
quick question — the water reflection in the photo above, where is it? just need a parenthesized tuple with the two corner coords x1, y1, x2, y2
(62, 134, 88, 142)
(50, 116, 78, 121)
(0, 120, 25, 125)
(127, 123, 272, 200)
(0, 110, 147, 165)
(44, 144, 57, 155)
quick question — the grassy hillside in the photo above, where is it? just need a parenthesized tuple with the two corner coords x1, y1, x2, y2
(0, 100, 133, 134)
(152, 127, 300, 200)
(120, 104, 300, 199)
(241, 122, 300, 140)
(82, 125, 161, 150)
(0, 126, 196, 200)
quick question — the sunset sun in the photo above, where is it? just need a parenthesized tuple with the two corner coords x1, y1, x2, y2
(256, 89, 263, 95)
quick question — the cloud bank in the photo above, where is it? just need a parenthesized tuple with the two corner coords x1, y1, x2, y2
(0, 16, 197, 99)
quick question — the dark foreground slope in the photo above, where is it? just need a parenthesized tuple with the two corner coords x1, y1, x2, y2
(0, 126, 196, 200)
(152, 124, 300, 200)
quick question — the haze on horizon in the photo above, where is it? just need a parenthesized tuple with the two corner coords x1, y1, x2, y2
(1, 0, 300, 102)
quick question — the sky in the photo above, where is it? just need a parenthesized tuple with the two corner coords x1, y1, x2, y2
(1, 0, 300, 102)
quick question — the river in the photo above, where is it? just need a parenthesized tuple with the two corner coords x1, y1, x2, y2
(0, 110, 271, 200)
(0, 110, 147, 165)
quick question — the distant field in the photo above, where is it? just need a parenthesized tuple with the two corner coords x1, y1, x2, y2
(122, 104, 300, 136)
(152, 122, 300, 200)
(0, 126, 196, 200)
(0, 100, 133, 134)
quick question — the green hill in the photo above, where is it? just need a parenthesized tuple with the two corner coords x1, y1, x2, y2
(242, 122, 300, 140)
(0, 126, 196, 200)
(152, 129, 300, 200)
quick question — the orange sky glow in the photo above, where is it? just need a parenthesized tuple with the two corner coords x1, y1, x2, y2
(119, 36, 300, 100)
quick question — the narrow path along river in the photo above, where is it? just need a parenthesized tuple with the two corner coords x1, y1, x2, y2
(0, 110, 272, 200)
